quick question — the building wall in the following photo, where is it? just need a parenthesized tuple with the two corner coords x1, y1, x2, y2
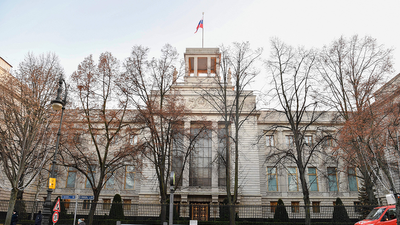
(0, 49, 362, 210)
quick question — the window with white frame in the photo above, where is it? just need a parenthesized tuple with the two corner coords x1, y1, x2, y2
(105, 174, 115, 189)
(66, 167, 77, 188)
(129, 134, 138, 146)
(288, 167, 298, 191)
(286, 135, 294, 147)
(304, 135, 312, 146)
(189, 127, 212, 187)
(85, 165, 96, 188)
(348, 167, 358, 191)
(327, 167, 338, 191)
(267, 167, 278, 191)
(324, 136, 334, 147)
(266, 135, 274, 147)
(308, 167, 318, 191)
(125, 166, 135, 189)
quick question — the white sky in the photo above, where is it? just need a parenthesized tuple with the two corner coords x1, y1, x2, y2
(1, 0, 399, 93)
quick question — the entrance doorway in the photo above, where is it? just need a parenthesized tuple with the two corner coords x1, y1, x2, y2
(191, 204, 209, 221)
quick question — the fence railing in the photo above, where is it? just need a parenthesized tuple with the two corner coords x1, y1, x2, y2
(0, 200, 376, 222)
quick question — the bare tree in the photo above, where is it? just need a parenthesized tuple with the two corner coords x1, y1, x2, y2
(199, 42, 262, 225)
(116, 44, 206, 224)
(317, 35, 394, 206)
(61, 52, 134, 225)
(266, 38, 329, 225)
(0, 53, 62, 225)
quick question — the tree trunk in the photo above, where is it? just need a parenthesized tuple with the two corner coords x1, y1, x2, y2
(363, 173, 376, 204)
(5, 188, 18, 225)
(299, 169, 311, 225)
(160, 198, 167, 225)
(88, 191, 100, 225)
(229, 203, 235, 225)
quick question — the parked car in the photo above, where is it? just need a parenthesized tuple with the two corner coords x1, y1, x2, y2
(355, 205, 397, 225)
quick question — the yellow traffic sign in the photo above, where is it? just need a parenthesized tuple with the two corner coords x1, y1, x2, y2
(49, 178, 56, 189)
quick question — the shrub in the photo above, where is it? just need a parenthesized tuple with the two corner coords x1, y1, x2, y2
(274, 199, 289, 222)
(109, 194, 124, 219)
(332, 197, 350, 224)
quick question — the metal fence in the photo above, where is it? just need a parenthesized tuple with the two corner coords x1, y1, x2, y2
(0, 200, 376, 222)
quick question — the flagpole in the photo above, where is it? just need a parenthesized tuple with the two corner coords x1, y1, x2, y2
(202, 12, 204, 48)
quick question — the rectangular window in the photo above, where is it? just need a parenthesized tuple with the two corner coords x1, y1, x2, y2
(123, 199, 131, 211)
(286, 135, 294, 147)
(125, 166, 135, 189)
(105, 175, 114, 189)
(86, 165, 96, 189)
(197, 57, 208, 74)
(218, 126, 227, 187)
(291, 202, 300, 213)
(328, 167, 338, 191)
(348, 167, 358, 191)
(66, 167, 77, 188)
(82, 200, 91, 209)
(112, 135, 119, 145)
(266, 135, 274, 147)
(288, 167, 298, 191)
(63, 199, 71, 209)
(189, 57, 194, 74)
(304, 135, 312, 145)
(190, 127, 212, 187)
(308, 167, 318, 191)
(129, 134, 138, 146)
(270, 201, 277, 213)
(73, 134, 81, 144)
(324, 137, 334, 147)
(210, 57, 216, 74)
(312, 202, 320, 213)
(387, 208, 397, 221)
(103, 199, 111, 210)
(267, 167, 278, 191)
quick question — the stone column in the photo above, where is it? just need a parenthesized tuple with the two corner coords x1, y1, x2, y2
(212, 121, 219, 191)
(207, 57, 211, 76)
(185, 55, 189, 77)
(194, 57, 198, 76)
(182, 121, 191, 187)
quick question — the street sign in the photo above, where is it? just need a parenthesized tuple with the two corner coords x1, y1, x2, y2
(49, 178, 56, 189)
(61, 195, 76, 200)
(79, 195, 94, 200)
(53, 198, 61, 212)
(52, 212, 59, 223)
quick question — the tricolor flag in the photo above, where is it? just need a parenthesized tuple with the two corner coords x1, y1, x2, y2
(194, 17, 203, 33)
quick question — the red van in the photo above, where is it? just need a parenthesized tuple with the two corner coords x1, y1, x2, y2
(355, 205, 397, 225)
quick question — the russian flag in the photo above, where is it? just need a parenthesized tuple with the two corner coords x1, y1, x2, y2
(195, 18, 203, 33)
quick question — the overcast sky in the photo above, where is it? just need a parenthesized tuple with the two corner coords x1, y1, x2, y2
(1, 0, 399, 92)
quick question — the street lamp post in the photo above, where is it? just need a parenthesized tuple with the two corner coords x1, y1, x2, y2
(42, 75, 68, 225)
(169, 171, 175, 225)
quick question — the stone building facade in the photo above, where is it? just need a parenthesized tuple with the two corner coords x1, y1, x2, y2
(0, 48, 366, 220)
